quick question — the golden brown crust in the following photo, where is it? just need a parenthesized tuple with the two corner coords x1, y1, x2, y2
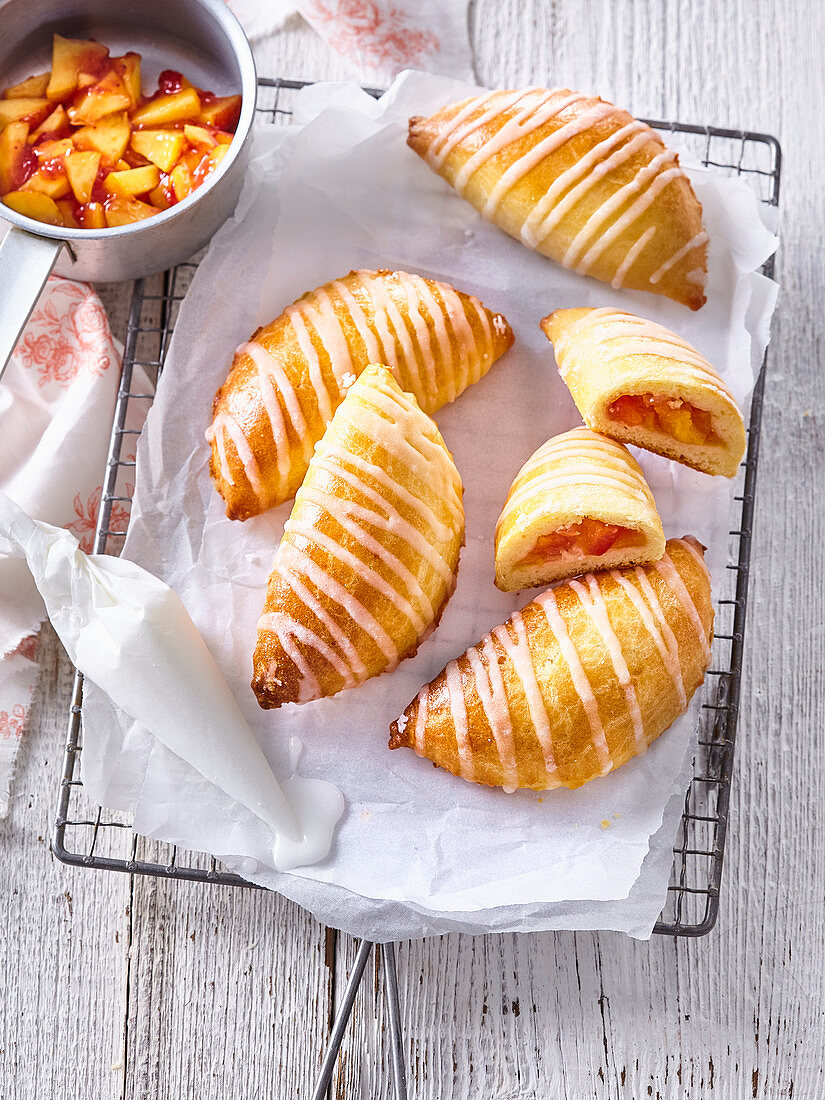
(494, 427, 665, 590)
(207, 269, 513, 522)
(542, 307, 746, 478)
(389, 538, 713, 792)
(252, 365, 465, 709)
(408, 89, 708, 310)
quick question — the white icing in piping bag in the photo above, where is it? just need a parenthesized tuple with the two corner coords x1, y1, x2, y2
(0, 491, 344, 870)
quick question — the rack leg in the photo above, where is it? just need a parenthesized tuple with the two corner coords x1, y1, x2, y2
(382, 942, 408, 1100)
(311, 938, 374, 1100)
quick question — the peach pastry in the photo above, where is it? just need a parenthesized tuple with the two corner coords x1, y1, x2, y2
(252, 365, 464, 709)
(208, 269, 512, 520)
(390, 538, 713, 792)
(408, 88, 708, 309)
(495, 427, 665, 591)
(542, 308, 746, 477)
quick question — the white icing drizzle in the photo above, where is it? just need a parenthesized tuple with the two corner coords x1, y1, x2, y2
(329, 277, 385, 363)
(612, 570, 686, 711)
(446, 659, 475, 781)
(426, 89, 538, 169)
(654, 551, 712, 663)
(501, 428, 653, 521)
(649, 230, 709, 285)
(254, 357, 291, 486)
(570, 576, 646, 752)
(209, 411, 264, 497)
(465, 641, 518, 791)
(413, 688, 428, 756)
(611, 225, 657, 288)
(522, 122, 650, 246)
(676, 534, 712, 580)
(481, 99, 615, 218)
(244, 340, 313, 462)
(631, 567, 688, 708)
(286, 305, 335, 422)
(454, 91, 587, 195)
(494, 615, 559, 784)
(537, 587, 612, 774)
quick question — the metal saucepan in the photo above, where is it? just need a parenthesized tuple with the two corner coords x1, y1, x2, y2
(0, 0, 257, 376)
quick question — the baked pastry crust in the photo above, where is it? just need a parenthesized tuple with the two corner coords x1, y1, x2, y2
(253, 364, 464, 709)
(208, 269, 512, 520)
(408, 89, 708, 310)
(495, 426, 665, 591)
(542, 307, 746, 477)
(389, 537, 713, 792)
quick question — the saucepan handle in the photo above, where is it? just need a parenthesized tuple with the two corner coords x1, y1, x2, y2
(0, 227, 64, 381)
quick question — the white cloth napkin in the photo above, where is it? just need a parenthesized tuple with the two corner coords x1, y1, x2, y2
(0, 276, 122, 817)
(227, 0, 474, 84)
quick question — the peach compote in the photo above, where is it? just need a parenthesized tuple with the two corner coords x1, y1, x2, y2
(517, 517, 642, 568)
(608, 393, 720, 447)
(0, 35, 242, 230)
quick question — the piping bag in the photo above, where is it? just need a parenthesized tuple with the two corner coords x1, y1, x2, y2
(0, 491, 344, 870)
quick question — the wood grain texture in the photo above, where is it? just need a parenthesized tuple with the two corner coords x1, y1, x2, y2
(1, 2, 823, 1099)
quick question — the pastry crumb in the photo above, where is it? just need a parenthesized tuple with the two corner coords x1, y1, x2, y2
(341, 372, 357, 390)
(600, 819, 611, 830)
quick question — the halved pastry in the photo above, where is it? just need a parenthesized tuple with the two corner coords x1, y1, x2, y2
(208, 269, 512, 520)
(542, 307, 746, 477)
(390, 537, 713, 792)
(495, 426, 665, 591)
(252, 364, 464, 709)
(408, 89, 708, 310)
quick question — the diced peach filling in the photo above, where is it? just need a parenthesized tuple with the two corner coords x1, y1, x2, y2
(608, 393, 720, 447)
(517, 517, 642, 569)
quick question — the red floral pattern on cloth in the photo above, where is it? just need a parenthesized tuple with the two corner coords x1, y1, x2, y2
(11, 635, 39, 663)
(66, 485, 132, 553)
(302, 0, 439, 71)
(0, 704, 26, 741)
(15, 277, 114, 388)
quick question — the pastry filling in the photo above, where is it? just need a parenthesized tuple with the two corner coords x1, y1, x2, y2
(608, 393, 721, 447)
(517, 517, 643, 568)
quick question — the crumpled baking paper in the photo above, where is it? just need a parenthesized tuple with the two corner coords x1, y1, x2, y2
(82, 71, 778, 940)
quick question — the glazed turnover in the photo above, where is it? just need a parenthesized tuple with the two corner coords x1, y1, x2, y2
(253, 365, 464, 709)
(542, 307, 746, 477)
(208, 269, 512, 520)
(390, 537, 713, 793)
(408, 88, 708, 309)
(495, 427, 665, 591)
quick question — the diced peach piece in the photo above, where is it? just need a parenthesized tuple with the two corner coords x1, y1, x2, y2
(183, 123, 217, 149)
(2, 189, 62, 225)
(0, 121, 30, 192)
(104, 165, 160, 198)
(29, 105, 69, 142)
(114, 159, 132, 171)
(130, 87, 201, 128)
(0, 97, 52, 129)
(147, 183, 173, 210)
(67, 70, 131, 125)
(73, 113, 130, 165)
(20, 167, 70, 199)
(76, 72, 98, 90)
(47, 35, 109, 102)
(213, 130, 234, 145)
(113, 53, 142, 107)
(169, 161, 193, 202)
(4, 73, 50, 99)
(205, 143, 230, 171)
(64, 149, 101, 204)
(79, 201, 106, 229)
(56, 197, 80, 228)
(199, 95, 241, 130)
(34, 137, 73, 162)
(130, 129, 185, 172)
(104, 197, 161, 227)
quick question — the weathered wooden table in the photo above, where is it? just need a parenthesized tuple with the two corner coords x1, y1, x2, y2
(2, 2, 823, 1096)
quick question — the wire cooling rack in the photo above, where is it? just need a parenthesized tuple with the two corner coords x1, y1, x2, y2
(52, 78, 781, 940)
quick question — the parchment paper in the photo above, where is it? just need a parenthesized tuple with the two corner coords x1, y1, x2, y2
(81, 72, 778, 940)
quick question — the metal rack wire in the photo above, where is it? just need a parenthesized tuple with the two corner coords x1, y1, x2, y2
(52, 79, 781, 943)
